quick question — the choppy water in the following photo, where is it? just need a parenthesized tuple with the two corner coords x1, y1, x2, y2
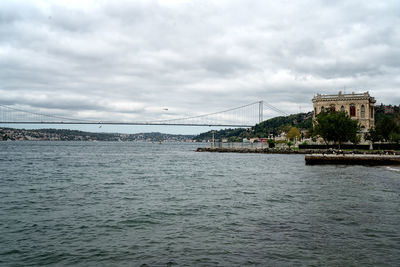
(0, 141, 399, 266)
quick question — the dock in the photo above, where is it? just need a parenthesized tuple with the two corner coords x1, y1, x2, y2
(305, 154, 400, 165)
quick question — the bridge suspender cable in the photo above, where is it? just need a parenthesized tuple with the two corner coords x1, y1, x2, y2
(0, 104, 95, 123)
(148, 101, 261, 123)
(263, 102, 289, 116)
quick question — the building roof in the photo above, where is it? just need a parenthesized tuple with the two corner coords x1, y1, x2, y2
(312, 91, 376, 103)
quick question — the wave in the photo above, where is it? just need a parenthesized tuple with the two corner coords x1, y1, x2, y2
(385, 166, 400, 172)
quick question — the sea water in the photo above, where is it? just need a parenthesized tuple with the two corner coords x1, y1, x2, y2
(0, 141, 399, 266)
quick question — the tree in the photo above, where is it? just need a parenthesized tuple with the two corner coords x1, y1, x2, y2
(365, 128, 381, 143)
(311, 111, 360, 148)
(375, 117, 399, 142)
(228, 136, 242, 142)
(286, 127, 301, 141)
(349, 134, 361, 146)
(278, 124, 292, 136)
(286, 141, 293, 148)
(389, 132, 400, 143)
(267, 139, 275, 148)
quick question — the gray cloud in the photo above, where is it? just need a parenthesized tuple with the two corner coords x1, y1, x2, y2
(1, 0, 400, 126)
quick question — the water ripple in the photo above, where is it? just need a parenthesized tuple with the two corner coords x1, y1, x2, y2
(0, 142, 399, 266)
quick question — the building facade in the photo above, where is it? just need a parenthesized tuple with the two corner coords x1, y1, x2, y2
(312, 91, 376, 131)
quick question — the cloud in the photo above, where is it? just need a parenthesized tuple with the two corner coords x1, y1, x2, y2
(1, 0, 400, 127)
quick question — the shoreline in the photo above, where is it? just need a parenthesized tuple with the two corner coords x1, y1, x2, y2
(196, 147, 400, 155)
(196, 147, 307, 154)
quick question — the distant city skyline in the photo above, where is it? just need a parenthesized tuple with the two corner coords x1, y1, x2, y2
(1, 0, 400, 134)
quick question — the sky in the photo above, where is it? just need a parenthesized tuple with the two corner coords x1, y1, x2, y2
(1, 0, 400, 134)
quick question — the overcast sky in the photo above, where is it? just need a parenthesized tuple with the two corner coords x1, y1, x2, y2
(1, 0, 400, 134)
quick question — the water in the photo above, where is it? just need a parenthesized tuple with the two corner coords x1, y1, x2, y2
(0, 141, 399, 266)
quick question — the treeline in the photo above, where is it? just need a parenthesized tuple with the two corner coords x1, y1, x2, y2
(367, 117, 400, 143)
(368, 104, 400, 143)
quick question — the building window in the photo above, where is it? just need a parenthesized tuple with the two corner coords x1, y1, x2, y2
(361, 105, 365, 118)
(330, 105, 335, 112)
(321, 106, 325, 112)
(350, 104, 356, 117)
(341, 106, 345, 112)
(314, 108, 317, 115)
(370, 107, 374, 118)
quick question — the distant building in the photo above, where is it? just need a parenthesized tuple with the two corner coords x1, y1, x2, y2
(312, 91, 376, 131)
(384, 105, 395, 114)
(249, 137, 259, 143)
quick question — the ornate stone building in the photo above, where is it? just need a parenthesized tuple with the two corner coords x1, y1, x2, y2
(312, 91, 376, 131)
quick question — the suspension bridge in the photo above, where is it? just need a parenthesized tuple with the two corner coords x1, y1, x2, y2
(0, 101, 288, 127)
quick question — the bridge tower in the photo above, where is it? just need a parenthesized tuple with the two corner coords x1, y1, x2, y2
(259, 101, 263, 123)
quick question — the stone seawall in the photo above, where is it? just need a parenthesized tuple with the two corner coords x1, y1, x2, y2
(305, 154, 400, 165)
(196, 147, 306, 154)
(197, 147, 400, 155)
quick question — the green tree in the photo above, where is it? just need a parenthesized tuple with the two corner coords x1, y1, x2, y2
(375, 117, 399, 142)
(365, 128, 381, 143)
(267, 139, 275, 148)
(228, 136, 242, 142)
(278, 124, 292, 136)
(349, 134, 361, 146)
(286, 127, 301, 141)
(286, 141, 293, 148)
(389, 132, 400, 143)
(311, 111, 359, 148)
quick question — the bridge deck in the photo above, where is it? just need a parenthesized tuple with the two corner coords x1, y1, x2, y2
(0, 121, 252, 127)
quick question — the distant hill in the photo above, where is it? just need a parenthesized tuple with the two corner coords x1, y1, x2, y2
(194, 112, 313, 142)
(252, 112, 313, 137)
(0, 127, 194, 141)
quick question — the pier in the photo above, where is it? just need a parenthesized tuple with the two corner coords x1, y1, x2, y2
(305, 154, 400, 165)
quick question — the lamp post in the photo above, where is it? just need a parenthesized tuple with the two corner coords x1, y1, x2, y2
(212, 130, 215, 148)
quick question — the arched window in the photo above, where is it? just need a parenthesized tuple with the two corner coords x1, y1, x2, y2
(314, 108, 317, 115)
(361, 105, 365, 118)
(321, 106, 325, 112)
(350, 104, 356, 117)
(340, 106, 345, 112)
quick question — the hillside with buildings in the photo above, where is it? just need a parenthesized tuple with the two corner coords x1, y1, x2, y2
(0, 128, 194, 142)
(375, 103, 400, 121)
(194, 112, 313, 142)
(194, 103, 400, 143)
